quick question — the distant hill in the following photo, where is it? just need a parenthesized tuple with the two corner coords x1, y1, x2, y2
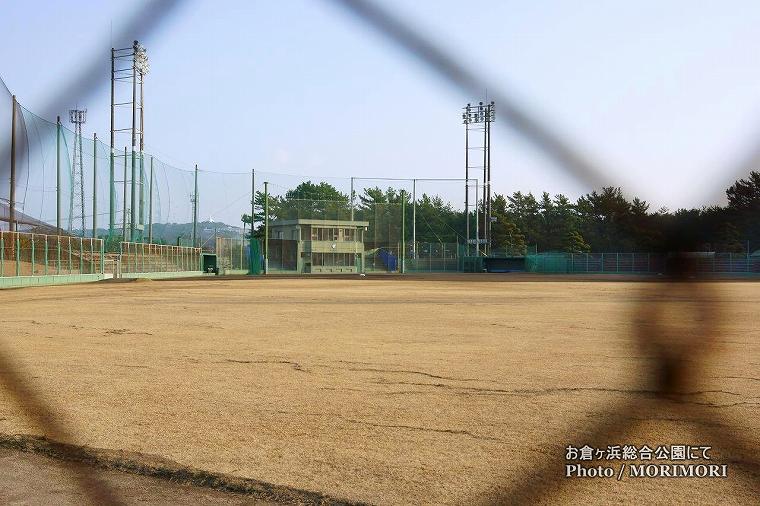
(150, 221, 244, 247)
(72, 221, 245, 247)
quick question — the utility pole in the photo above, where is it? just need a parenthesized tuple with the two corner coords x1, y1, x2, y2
(350, 176, 355, 222)
(122, 147, 127, 240)
(400, 189, 406, 273)
(474, 180, 479, 255)
(263, 181, 269, 274)
(56, 115, 61, 233)
(9, 95, 16, 232)
(412, 179, 416, 259)
(139, 152, 144, 241)
(109, 47, 116, 239)
(148, 156, 154, 244)
(93, 133, 98, 238)
(251, 169, 256, 236)
(110, 47, 115, 239)
(192, 164, 198, 247)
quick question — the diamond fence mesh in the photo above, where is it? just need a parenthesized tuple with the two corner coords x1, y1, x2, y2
(214, 236, 249, 272)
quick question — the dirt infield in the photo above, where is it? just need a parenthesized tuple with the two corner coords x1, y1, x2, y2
(0, 277, 758, 504)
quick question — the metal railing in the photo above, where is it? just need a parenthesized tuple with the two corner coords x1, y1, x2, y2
(0, 230, 104, 277)
(118, 241, 201, 274)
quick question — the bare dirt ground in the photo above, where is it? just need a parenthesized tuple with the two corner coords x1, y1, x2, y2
(0, 447, 272, 505)
(0, 276, 758, 505)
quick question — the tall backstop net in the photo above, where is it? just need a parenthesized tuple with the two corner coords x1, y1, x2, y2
(3, 74, 487, 276)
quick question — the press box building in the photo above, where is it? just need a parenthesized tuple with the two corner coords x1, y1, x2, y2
(268, 218, 369, 273)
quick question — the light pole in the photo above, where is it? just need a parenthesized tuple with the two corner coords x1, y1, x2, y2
(69, 109, 87, 236)
(111, 40, 148, 243)
(462, 101, 495, 255)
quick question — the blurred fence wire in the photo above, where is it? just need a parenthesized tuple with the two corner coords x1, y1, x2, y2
(324, 0, 760, 503)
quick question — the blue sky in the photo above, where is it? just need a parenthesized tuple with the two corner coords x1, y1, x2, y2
(4, 0, 760, 221)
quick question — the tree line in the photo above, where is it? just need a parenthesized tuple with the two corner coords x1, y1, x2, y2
(242, 172, 760, 254)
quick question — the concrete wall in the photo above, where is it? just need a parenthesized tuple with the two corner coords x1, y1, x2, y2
(0, 273, 106, 289)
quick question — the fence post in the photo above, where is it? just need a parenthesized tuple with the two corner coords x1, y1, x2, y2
(100, 240, 105, 275)
(44, 235, 48, 275)
(31, 234, 35, 275)
(90, 238, 95, 274)
(68, 238, 72, 274)
(16, 233, 21, 277)
(400, 190, 406, 274)
(79, 238, 84, 274)
(93, 133, 98, 238)
(0, 231, 4, 277)
(264, 181, 269, 274)
(57, 236, 61, 274)
(141, 242, 145, 272)
(57, 117, 62, 232)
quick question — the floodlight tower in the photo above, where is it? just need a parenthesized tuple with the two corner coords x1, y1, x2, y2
(111, 40, 149, 242)
(462, 101, 495, 255)
(69, 109, 87, 236)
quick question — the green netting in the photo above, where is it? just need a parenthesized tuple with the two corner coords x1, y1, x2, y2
(526, 253, 664, 274)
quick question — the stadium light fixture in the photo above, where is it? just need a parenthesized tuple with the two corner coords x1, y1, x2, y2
(134, 41, 150, 75)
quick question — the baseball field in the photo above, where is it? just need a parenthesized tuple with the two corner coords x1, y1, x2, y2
(0, 276, 758, 504)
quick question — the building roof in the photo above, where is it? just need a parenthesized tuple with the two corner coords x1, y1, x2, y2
(269, 218, 370, 227)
